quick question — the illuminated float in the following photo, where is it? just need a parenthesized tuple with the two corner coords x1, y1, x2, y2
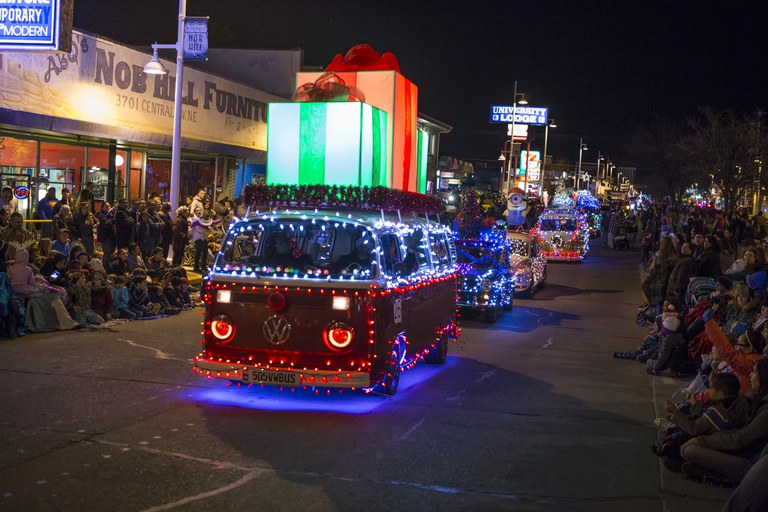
(536, 208, 590, 261)
(192, 45, 458, 395)
(454, 190, 514, 322)
(508, 229, 547, 296)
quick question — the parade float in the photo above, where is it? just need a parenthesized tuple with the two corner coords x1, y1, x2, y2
(454, 190, 514, 322)
(192, 45, 459, 395)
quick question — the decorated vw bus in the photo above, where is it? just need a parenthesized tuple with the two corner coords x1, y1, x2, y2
(192, 185, 458, 395)
(536, 208, 589, 261)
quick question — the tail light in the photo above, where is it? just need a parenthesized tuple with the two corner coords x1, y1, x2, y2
(324, 322, 354, 350)
(210, 315, 235, 342)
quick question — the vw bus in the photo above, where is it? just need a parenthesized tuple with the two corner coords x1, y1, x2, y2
(536, 208, 589, 261)
(192, 187, 458, 395)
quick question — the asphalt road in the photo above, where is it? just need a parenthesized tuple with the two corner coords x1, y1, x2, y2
(0, 244, 732, 512)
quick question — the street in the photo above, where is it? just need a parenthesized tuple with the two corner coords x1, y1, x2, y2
(0, 245, 731, 512)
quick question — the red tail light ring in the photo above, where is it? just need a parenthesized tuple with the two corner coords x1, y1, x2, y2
(324, 322, 354, 350)
(211, 315, 236, 342)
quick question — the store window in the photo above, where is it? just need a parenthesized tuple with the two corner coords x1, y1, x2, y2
(0, 136, 38, 216)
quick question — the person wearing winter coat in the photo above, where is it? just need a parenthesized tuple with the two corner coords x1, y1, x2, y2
(96, 201, 115, 265)
(114, 197, 135, 250)
(7, 249, 45, 299)
(704, 307, 765, 395)
(665, 242, 697, 307)
(190, 207, 220, 273)
(641, 237, 679, 315)
(171, 206, 190, 267)
(107, 248, 129, 276)
(647, 316, 689, 376)
(665, 372, 750, 437)
(89, 272, 113, 321)
(680, 357, 768, 485)
(110, 276, 140, 320)
(695, 235, 722, 279)
(67, 271, 104, 326)
(72, 202, 98, 256)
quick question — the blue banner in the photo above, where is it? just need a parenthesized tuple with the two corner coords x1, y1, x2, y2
(184, 17, 208, 61)
(490, 105, 548, 126)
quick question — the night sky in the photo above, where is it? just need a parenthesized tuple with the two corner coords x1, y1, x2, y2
(73, 0, 768, 172)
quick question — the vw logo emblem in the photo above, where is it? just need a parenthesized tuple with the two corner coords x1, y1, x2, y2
(263, 315, 291, 345)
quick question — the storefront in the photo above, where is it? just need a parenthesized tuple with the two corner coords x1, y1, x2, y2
(0, 30, 282, 218)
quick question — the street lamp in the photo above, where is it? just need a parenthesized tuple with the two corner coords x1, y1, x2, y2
(575, 138, 588, 190)
(504, 81, 527, 196)
(498, 149, 507, 193)
(541, 118, 556, 195)
(143, 0, 186, 213)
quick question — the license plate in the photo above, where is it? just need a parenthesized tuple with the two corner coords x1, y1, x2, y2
(244, 369, 299, 386)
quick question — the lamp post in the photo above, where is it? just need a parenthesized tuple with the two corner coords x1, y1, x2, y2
(498, 148, 507, 193)
(575, 138, 588, 190)
(541, 118, 556, 196)
(143, 0, 186, 213)
(504, 81, 527, 196)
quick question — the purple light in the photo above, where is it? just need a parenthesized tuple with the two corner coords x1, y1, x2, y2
(181, 358, 456, 414)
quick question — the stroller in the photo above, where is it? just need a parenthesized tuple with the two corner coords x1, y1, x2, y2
(613, 225, 629, 250)
(686, 277, 717, 308)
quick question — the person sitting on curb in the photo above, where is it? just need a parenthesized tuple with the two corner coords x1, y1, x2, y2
(703, 305, 765, 395)
(646, 314, 691, 376)
(680, 357, 768, 487)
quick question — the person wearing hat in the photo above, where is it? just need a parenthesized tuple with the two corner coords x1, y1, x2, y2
(50, 228, 71, 256)
(646, 314, 689, 376)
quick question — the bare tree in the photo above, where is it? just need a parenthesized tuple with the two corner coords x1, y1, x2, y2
(678, 109, 766, 211)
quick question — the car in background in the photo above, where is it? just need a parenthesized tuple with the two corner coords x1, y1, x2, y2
(507, 230, 547, 296)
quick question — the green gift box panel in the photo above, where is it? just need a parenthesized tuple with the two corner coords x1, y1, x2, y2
(267, 102, 389, 187)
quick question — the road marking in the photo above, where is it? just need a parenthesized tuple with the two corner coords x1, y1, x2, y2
(476, 370, 496, 383)
(543, 337, 554, 348)
(399, 419, 425, 440)
(447, 390, 465, 402)
(116, 338, 190, 363)
(141, 471, 261, 512)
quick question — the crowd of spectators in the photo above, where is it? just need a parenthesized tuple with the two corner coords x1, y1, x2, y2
(0, 185, 240, 337)
(612, 201, 768, 510)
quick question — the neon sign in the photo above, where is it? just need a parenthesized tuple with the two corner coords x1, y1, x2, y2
(0, 0, 73, 52)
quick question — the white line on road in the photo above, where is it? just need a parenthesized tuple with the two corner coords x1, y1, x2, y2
(447, 390, 465, 402)
(475, 370, 496, 383)
(542, 337, 554, 348)
(399, 419, 425, 440)
(141, 471, 261, 512)
(117, 338, 190, 363)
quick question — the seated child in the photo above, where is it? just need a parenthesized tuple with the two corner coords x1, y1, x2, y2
(67, 271, 104, 326)
(90, 272, 114, 321)
(652, 373, 749, 468)
(111, 275, 140, 320)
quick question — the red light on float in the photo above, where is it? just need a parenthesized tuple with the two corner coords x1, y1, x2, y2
(267, 292, 287, 311)
(324, 322, 354, 350)
(211, 315, 235, 342)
